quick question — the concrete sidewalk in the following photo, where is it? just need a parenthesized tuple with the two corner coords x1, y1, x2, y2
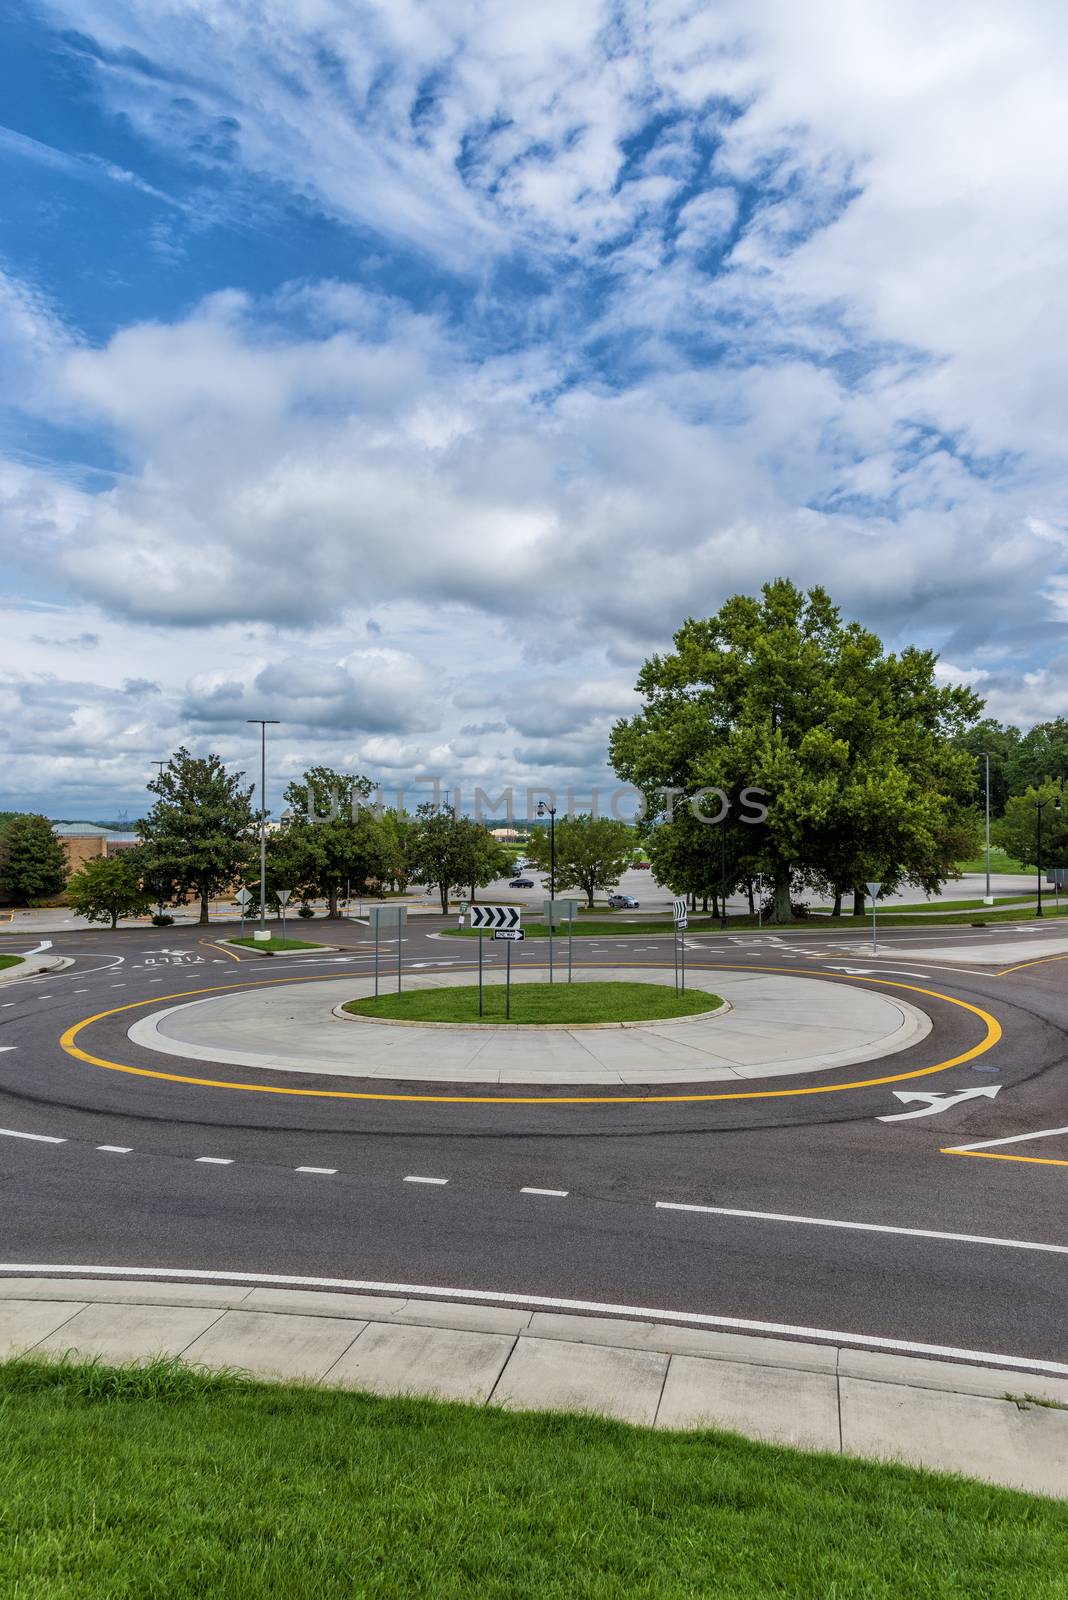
(127, 966, 931, 1085)
(1, 1278, 1064, 1498)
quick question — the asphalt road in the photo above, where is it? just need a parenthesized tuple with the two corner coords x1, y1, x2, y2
(1, 915, 1066, 1372)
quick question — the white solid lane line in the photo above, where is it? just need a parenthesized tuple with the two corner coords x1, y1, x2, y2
(1, 1262, 1065, 1378)
(655, 1201, 1068, 1255)
(521, 1187, 569, 1197)
(404, 1175, 448, 1185)
(946, 1125, 1068, 1152)
(0, 1127, 65, 1144)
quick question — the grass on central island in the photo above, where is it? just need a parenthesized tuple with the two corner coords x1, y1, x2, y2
(0, 954, 23, 973)
(0, 1357, 1064, 1599)
(344, 979, 720, 1024)
(228, 936, 324, 953)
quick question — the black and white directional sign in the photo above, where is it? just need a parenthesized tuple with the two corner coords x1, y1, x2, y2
(469, 904, 521, 930)
(672, 897, 688, 925)
(493, 928, 525, 941)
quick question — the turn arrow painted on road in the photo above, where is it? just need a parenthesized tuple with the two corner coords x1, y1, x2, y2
(878, 1086, 1001, 1123)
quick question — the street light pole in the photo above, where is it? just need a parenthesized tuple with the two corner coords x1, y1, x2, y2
(537, 800, 556, 901)
(247, 719, 279, 930)
(983, 752, 993, 906)
(720, 816, 728, 931)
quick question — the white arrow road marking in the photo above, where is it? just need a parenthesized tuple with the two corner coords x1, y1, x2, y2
(878, 1085, 1001, 1122)
(22, 939, 53, 957)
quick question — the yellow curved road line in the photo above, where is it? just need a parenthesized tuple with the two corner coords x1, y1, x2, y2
(941, 1149, 1068, 1169)
(996, 952, 1068, 977)
(200, 939, 242, 963)
(58, 964, 1002, 1106)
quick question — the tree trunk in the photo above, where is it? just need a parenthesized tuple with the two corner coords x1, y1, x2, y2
(111, 911, 119, 929)
(711, 889, 719, 918)
(328, 885, 341, 919)
(439, 882, 448, 913)
(746, 877, 756, 916)
(469, 882, 477, 903)
(199, 890, 210, 925)
(832, 889, 842, 917)
(701, 893, 709, 912)
(770, 869, 793, 924)
(852, 889, 865, 917)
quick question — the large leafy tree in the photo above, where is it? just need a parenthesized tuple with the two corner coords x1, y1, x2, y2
(0, 814, 68, 905)
(273, 767, 389, 917)
(528, 814, 633, 908)
(66, 854, 151, 929)
(140, 749, 257, 925)
(610, 580, 981, 923)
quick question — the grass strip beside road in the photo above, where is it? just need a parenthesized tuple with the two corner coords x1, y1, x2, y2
(344, 980, 720, 1025)
(0, 1358, 1063, 1599)
(0, 954, 23, 972)
(227, 937, 325, 952)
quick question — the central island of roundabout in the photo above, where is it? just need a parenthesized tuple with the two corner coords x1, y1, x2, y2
(127, 966, 932, 1087)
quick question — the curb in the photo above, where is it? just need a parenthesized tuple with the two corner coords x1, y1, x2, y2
(0, 954, 73, 986)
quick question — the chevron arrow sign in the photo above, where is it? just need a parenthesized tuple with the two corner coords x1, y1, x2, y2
(469, 904, 521, 930)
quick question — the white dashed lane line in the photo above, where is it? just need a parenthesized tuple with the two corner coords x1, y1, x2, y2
(295, 1166, 337, 1175)
(0, 1126, 65, 1144)
(521, 1186, 569, 1197)
(404, 1174, 449, 1185)
(97, 1145, 132, 1154)
(195, 1156, 234, 1166)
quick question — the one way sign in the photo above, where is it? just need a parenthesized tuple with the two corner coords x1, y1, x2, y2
(469, 904, 521, 930)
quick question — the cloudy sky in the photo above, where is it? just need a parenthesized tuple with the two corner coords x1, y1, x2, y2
(2, 1, 1066, 820)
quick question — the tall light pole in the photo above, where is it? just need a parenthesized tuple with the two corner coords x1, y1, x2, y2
(536, 799, 556, 901)
(247, 719, 279, 929)
(982, 752, 993, 906)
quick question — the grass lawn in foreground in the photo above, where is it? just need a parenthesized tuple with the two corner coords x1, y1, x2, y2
(0, 1358, 1064, 1599)
(0, 954, 23, 973)
(227, 936, 324, 953)
(345, 980, 720, 1024)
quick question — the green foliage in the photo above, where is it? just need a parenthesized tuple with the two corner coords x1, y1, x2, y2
(527, 813, 633, 906)
(955, 716, 1068, 817)
(271, 767, 388, 917)
(138, 749, 257, 925)
(611, 580, 982, 922)
(66, 854, 151, 928)
(0, 813, 68, 904)
(993, 781, 1068, 872)
(408, 804, 511, 912)
(345, 981, 721, 1024)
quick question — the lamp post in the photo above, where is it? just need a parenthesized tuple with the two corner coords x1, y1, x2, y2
(1035, 783, 1064, 920)
(720, 816, 728, 930)
(247, 720, 279, 930)
(982, 752, 993, 906)
(536, 800, 556, 901)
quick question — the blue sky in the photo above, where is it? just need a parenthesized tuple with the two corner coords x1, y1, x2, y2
(1, 0, 1066, 817)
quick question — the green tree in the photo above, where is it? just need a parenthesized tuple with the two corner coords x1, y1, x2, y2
(528, 814, 633, 908)
(66, 854, 151, 929)
(0, 814, 68, 905)
(140, 749, 257, 925)
(408, 805, 507, 912)
(610, 580, 981, 923)
(274, 767, 385, 917)
(952, 719, 1022, 818)
(993, 781, 1068, 873)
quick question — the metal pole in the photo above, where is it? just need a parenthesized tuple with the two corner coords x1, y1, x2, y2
(984, 753, 992, 903)
(681, 925, 686, 991)
(568, 906, 573, 983)
(720, 818, 727, 930)
(374, 920, 380, 998)
(549, 911, 554, 985)
(1037, 803, 1044, 918)
(478, 920, 484, 1017)
(550, 810, 555, 902)
(398, 915, 403, 993)
(871, 894, 877, 954)
(506, 935, 511, 1021)
(247, 719, 279, 929)
(673, 927, 679, 994)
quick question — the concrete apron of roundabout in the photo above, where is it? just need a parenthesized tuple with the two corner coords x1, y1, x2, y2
(127, 965, 932, 1087)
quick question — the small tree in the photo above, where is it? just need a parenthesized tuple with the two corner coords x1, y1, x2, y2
(994, 781, 1068, 872)
(275, 768, 385, 917)
(528, 814, 634, 908)
(408, 805, 507, 912)
(67, 854, 151, 929)
(0, 814, 68, 905)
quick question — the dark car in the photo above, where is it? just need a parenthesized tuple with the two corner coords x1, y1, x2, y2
(509, 877, 535, 888)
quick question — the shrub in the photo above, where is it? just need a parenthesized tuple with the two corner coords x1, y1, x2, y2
(151, 912, 175, 926)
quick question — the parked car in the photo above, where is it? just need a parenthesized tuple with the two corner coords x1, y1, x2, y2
(632, 861, 651, 870)
(608, 894, 639, 909)
(509, 877, 535, 888)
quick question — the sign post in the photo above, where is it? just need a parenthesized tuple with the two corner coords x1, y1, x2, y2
(866, 881, 882, 954)
(469, 904, 521, 1018)
(234, 886, 251, 941)
(544, 899, 579, 982)
(672, 896, 688, 992)
(369, 905, 407, 999)
(494, 927, 524, 1018)
(276, 887, 292, 946)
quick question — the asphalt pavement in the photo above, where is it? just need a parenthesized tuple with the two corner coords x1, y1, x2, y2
(0, 913, 1065, 1377)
